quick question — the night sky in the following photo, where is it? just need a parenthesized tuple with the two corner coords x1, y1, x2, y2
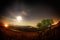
(0, 0, 60, 26)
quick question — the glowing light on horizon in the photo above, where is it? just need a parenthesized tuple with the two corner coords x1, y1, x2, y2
(52, 20, 59, 25)
(4, 24, 9, 28)
(53, 22, 58, 25)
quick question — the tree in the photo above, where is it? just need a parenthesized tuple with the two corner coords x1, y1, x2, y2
(37, 23, 41, 28)
(45, 19, 53, 27)
(37, 19, 54, 30)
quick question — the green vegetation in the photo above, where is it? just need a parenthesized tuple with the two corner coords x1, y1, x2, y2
(37, 19, 54, 30)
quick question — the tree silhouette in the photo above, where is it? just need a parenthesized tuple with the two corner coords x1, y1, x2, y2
(37, 19, 54, 30)
(37, 23, 41, 28)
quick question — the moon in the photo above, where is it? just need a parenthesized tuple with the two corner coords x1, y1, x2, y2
(16, 16, 23, 21)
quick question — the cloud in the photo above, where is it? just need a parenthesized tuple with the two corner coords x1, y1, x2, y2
(21, 11, 27, 16)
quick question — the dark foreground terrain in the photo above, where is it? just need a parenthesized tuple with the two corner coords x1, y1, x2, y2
(0, 22, 60, 40)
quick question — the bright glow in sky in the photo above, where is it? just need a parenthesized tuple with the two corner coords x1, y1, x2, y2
(16, 16, 23, 21)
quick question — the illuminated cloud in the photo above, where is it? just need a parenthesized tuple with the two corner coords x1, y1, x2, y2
(21, 11, 27, 16)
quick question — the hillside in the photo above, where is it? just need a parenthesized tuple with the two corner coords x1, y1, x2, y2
(0, 21, 60, 40)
